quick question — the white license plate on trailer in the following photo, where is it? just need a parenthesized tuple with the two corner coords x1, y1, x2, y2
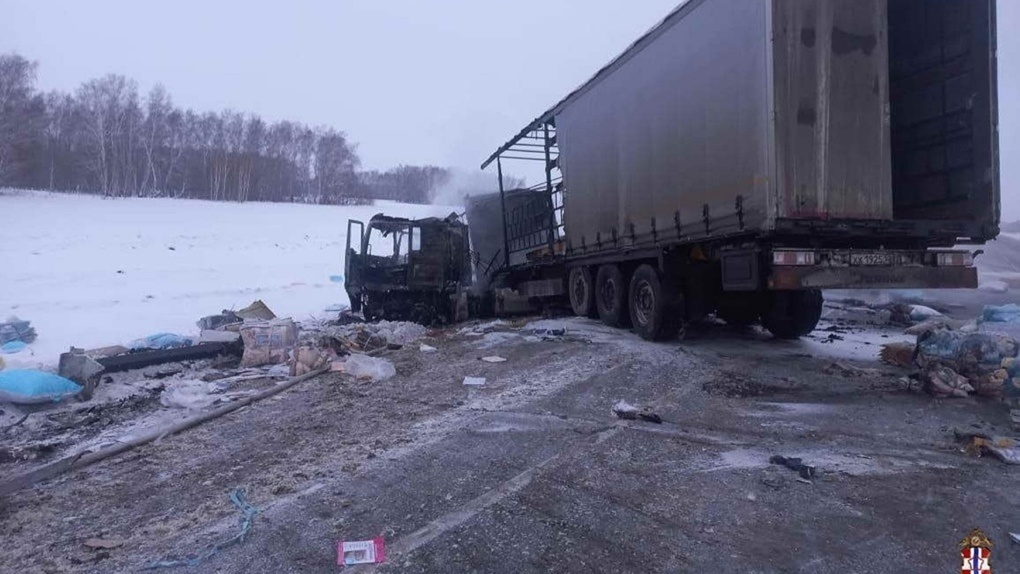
(850, 252, 894, 266)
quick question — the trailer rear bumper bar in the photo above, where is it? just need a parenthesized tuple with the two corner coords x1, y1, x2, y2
(769, 264, 978, 290)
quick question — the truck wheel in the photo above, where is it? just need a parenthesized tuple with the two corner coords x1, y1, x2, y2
(595, 264, 631, 328)
(629, 264, 680, 341)
(568, 267, 597, 318)
(716, 293, 762, 327)
(761, 289, 823, 339)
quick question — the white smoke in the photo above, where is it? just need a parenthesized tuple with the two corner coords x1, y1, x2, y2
(431, 168, 526, 207)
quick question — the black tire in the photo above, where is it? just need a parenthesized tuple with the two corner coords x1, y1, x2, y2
(568, 267, 597, 318)
(595, 264, 631, 328)
(716, 293, 762, 327)
(761, 289, 823, 339)
(628, 264, 681, 341)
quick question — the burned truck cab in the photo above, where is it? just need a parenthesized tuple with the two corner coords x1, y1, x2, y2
(344, 213, 471, 324)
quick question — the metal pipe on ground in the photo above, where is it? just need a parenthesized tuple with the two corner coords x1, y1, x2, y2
(0, 367, 330, 498)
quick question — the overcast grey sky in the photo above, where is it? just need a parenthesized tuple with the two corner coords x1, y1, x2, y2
(1, 0, 1016, 220)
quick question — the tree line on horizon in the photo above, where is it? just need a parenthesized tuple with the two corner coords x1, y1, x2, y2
(0, 53, 468, 205)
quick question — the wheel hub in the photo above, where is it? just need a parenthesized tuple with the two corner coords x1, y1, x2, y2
(634, 281, 655, 325)
(600, 279, 617, 309)
(572, 274, 586, 304)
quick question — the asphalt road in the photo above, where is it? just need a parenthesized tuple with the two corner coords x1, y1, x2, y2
(4, 311, 1019, 573)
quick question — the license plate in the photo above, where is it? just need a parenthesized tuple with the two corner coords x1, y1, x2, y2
(850, 252, 894, 266)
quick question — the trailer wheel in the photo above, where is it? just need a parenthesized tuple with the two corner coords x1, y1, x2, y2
(761, 289, 823, 339)
(568, 267, 598, 318)
(595, 264, 631, 328)
(628, 264, 680, 341)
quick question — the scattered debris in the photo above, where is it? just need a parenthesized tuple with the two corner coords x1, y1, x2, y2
(58, 348, 106, 399)
(320, 320, 427, 356)
(463, 377, 486, 387)
(334, 311, 364, 326)
(0, 370, 82, 404)
(366, 321, 427, 346)
(338, 537, 386, 567)
(458, 320, 506, 336)
(909, 305, 944, 322)
(823, 361, 878, 378)
(160, 380, 223, 410)
(956, 430, 1020, 465)
(84, 538, 126, 550)
(769, 455, 818, 480)
(235, 300, 277, 321)
(144, 367, 183, 380)
(915, 331, 1019, 399)
(0, 317, 36, 345)
(0, 367, 328, 498)
(904, 317, 974, 336)
(921, 364, 974, 398)
(291, 345, 330, 377)
(879, 342, 916, 368)
(197, 311, 242, 331)
(888, 303, 914, 326)
(481, 356, 507, 363)
(419, 344, 438, 353)
(239, 319, 298, 368)
(344, 354, 396, 382)
(611, 400, 663, 424)
(1010, 532, 1020, 545)
(528, 327, 567, 340)
(145, 488, 260, 569)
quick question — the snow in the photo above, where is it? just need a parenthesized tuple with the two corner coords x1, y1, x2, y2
(0, 190, 460, 368)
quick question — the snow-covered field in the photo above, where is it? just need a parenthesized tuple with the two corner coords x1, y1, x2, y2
(1, 190, 460, 368)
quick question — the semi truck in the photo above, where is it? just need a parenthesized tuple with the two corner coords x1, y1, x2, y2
(347, 0, 1001, 339)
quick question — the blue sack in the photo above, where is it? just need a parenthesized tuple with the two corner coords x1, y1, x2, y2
(0, 370, 82, 404)
(1, 340, 28, 354)
(983, 304, 1020, 324)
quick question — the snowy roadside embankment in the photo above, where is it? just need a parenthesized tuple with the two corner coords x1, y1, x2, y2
(0, 190, 460, 367)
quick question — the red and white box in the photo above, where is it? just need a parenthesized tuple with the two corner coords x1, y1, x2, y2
(338, 537, 386, 567)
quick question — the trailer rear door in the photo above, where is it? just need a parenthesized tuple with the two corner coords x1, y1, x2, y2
(887, 0, 999, 239)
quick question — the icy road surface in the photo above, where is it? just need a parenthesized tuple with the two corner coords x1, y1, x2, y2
(0, 190, 460, 367)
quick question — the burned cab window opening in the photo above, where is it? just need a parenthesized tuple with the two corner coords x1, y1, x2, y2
(366, 225, 417, 264)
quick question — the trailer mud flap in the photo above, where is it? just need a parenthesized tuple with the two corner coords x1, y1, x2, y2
(769, 265, 977, 290)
